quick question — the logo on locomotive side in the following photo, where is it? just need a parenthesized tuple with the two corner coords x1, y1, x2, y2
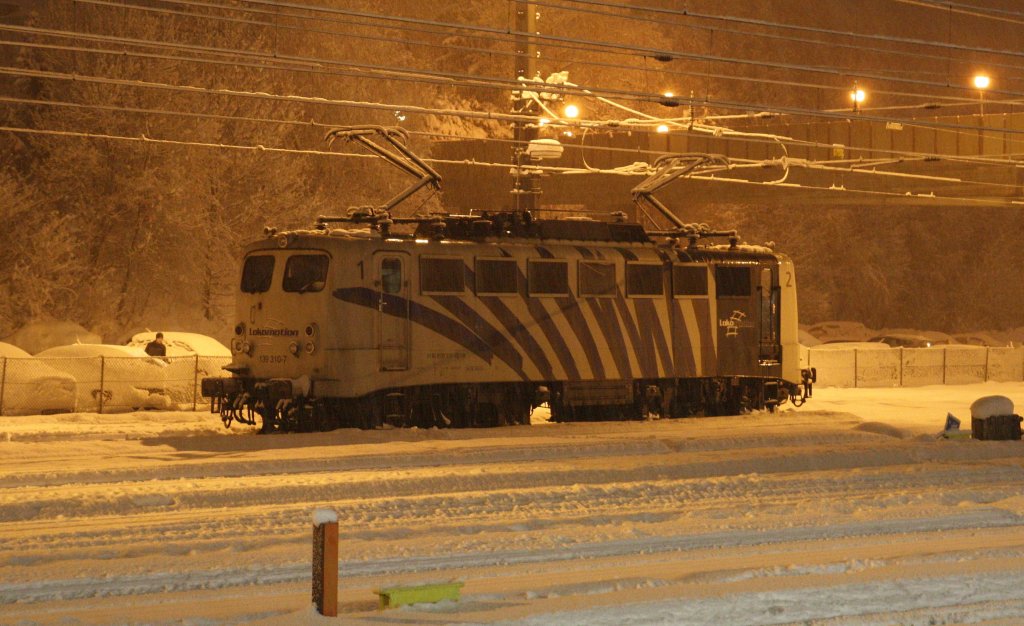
(248, 328, 300, 337)
(718, 310, 753, 338)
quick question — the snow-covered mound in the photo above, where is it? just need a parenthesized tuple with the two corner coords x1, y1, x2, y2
(2, 320, 101, 355)
(0, 342, 31, 358)
(125, 331, 230, 358)
(0, 342, 77, 415)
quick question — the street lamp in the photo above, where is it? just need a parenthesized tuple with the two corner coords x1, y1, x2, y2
(973, 73, 990, 116)
(563, 103, 580, 119)
(850, 84, 866, 113)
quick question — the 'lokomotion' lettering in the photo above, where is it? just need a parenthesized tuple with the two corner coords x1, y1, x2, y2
(249, 328, 300, 337)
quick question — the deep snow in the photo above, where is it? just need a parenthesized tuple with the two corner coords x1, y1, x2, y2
(1, 382, 1023, 624)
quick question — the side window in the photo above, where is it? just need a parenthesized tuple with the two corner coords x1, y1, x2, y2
(579, 261, 616, 297)
(282, 254, 328, 293)
(381, 258, 402, 294)
(476, 258, 518, 295)
(716, 265, 752, 297)
(626, 263, 664, 296)
(420, 257, 465, 294)
(528, 260, 569, 296)
(673, 265, 708, 297)
(241, 255, 274, 293)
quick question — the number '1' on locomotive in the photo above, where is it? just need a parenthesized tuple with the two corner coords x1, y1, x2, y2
(201, 127, 813, 432)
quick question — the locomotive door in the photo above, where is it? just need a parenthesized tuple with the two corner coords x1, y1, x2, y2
(375, 253, 410, 371)
(757, 265, 781, 368)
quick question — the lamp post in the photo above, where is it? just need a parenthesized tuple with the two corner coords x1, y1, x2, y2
(973, 73, 990, 116)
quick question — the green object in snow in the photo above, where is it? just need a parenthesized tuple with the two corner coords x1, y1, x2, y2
(376, 581, 464, 609)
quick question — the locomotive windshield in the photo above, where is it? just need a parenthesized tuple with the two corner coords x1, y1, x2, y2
(240, 255, 274, 293)
(283, 254, 329, 293)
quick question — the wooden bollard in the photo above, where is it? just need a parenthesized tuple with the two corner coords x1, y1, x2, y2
(312, 509, 338, 617)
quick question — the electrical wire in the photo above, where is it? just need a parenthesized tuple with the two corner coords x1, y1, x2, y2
(82, 0, 1024, 93)
(553, 0, 1024, 61)
(890, 0, 1024, 26)
(75, 0, 1003, 113)
(8, 24, 1024, 140)
(80, 0, 1018, 100)
(4, 0, 1021, 202)
(6, 60, 1024, 150)
(3, 122, 1018, 207)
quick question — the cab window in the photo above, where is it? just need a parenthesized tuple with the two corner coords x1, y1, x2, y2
(241, 255, 274, 293)
(282, 254, 329, 293)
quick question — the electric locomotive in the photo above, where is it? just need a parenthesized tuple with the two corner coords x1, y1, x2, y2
(201, 127, 813, 432)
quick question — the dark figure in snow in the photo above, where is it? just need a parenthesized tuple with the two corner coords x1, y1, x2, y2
(145, 332, 167, 357)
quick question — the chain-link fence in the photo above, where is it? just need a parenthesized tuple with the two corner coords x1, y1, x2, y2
(805, 346, 1024, 388)
(0, 356, 231, 415)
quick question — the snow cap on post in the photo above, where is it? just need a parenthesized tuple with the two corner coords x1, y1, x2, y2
(970, 396, 1014, 419)
(312, 508, 338, 526)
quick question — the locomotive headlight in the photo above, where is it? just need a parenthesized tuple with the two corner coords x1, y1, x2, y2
(240, 341, 253, 356)
(234, 323, 245, 336)
(231, 338, 243, 353)
(288, 341, 300, 356)
(305, 341, 317, 355)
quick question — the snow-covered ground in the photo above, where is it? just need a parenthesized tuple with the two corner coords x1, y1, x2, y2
(2, 383, 1023, 625)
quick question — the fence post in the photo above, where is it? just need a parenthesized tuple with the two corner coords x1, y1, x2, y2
(98, 356, 105, 414)
(312, 509, 339, 617)
(193, 355, 200, 411)
(0, 357, 6, 416)
(942, 347, 947, 385)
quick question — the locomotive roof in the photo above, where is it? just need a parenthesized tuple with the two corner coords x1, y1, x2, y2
(255, 222, 782, 264)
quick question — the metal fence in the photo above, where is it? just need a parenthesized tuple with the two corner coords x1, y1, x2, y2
(805, 346, 1024, 388)
(0, 356, 232, 415)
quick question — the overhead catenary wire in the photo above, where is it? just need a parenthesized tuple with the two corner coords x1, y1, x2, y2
(9, 59, 1024, 167)
(4, 19, 1005, 115)
(7, 90, 1024, 179)
(891, 0, 1024, 26)
(69, 0, 1024, 103)
(4, 0, 1022, 205)
(3, 122, 1020, 207)
(553, 0, 1024, 62)
(8, 28, 1024, 139)
(77, 0, 1024, 93)
(52, 0, 1024, 127)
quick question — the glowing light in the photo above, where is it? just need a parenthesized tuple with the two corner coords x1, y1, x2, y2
(656, 124, 669, 133)
(973, 74, 990, 90)
(662, 91, 674, 99)
(538, 117, 550, 126)
(850, 89, 866, 104)
(563, 104, 580, 119)
(562, 130, 574, 138)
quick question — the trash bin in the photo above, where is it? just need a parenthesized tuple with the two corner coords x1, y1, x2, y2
(971, 414, 1023, 440)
